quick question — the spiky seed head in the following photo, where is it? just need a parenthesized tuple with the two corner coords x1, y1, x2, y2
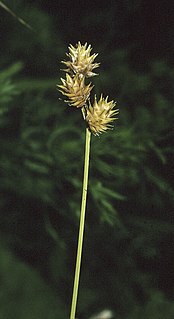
(61, 42, 100, 77)
(86, 95, 119, 135)
(58, 73, 93, 108)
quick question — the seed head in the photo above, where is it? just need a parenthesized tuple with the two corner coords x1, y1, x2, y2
(61, 42, 100, 77)
(58, 73, 93, 108)
(86, 95, 119, 135)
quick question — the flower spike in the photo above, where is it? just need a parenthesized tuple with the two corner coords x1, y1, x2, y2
(86, 95, 119, 135)
(58, 73, 93, 108)
(61, 41, 100, 77)
(58, 42, 119, 135)
(57, 42, 120, 319)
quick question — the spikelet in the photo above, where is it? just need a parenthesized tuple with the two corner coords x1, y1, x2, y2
(58, 73, 93, 108)
(61, 42, 100, 77)
(86, 95, 119, 135)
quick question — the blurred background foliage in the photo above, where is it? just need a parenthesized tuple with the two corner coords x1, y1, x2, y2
(0, 0, 174, 318)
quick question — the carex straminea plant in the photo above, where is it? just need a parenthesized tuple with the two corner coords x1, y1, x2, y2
(58, 42, 119, 319)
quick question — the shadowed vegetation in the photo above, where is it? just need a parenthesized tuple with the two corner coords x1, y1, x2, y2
(0, 0, 174, 318)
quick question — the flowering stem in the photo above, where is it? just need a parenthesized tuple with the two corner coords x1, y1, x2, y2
(70, 127, 91, 319)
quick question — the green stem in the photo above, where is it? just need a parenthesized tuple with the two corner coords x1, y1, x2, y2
(70, 127, 91, 319)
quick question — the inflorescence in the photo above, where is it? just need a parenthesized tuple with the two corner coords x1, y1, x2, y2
(58, 42, 119, 135)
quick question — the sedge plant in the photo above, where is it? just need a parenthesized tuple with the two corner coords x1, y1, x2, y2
(58, 42, 119, 319)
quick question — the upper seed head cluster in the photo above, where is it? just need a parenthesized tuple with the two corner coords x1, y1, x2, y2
(58, 42, 119, 135)
(62, 42, 100, 77)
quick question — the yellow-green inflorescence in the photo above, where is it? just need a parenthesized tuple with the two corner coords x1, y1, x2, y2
(59, 73, 93, 108)
(58, 41, 119, 135)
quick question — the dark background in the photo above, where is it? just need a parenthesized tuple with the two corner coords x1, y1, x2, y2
(0, 0, 174, 318)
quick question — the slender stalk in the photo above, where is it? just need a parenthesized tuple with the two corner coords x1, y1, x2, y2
(70, 127, 91, 319)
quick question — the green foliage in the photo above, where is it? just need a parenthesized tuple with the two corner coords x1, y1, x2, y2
(0, 1, 174, 318)
(0, 62, 22, 127)
(0, 243, 67, 319)
(129, 290, 174, 319)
